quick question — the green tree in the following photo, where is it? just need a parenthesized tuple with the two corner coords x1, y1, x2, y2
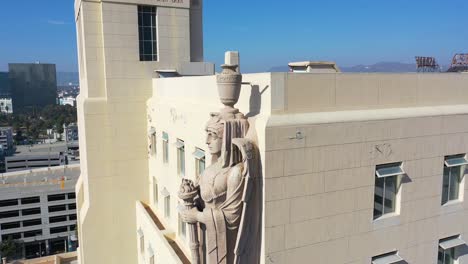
(0, 237, 18, 260)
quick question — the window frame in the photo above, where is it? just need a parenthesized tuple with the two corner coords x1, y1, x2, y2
(441, 154, 467, 205)
(162, 132, 169, 164)
(176, 139, 185, 177)
(373, 163, 404, 220)
(438, 235, 465, 264)
(193, 148, 206, 178)
(164, 195, 171, 219)
(153, 177, 158, 206)
(178, 202, 187, 239)
(137, 5, 158, 61)
(149, 127, 157, 156)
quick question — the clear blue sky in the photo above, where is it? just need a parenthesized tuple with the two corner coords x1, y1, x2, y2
(1, 0, 467, 73)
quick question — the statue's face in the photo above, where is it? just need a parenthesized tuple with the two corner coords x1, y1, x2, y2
(206, 127, 222, 155)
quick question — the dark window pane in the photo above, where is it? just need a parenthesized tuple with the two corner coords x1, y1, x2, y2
(50, 216, 67, 223)
(441, 167, 450, 204)
(48, 194, 66, 202)
(69, 214, 77, 221)
(22, 208, 40, 216)
(1, 222, 20, 230)
(68, 204, 76, 210)
(139, 41, 144, 55)
(143, 13, 152, 27)
(24, 230, 42, 238)
(0, 199, 18, 207)
(21, 196, 40, 204)
(68, 193, 76, 199)
(449, 167, 461, 201)
(50, 226, 68, 234)
(2, 233, 21, 240)
(384, 176, 397, 214)
(48, 205, 67, 212)
(23, 219, 41, 227)
(143, 28, 153, 42)
(0, 210, 19, 219)
(373, 176, 384, 219)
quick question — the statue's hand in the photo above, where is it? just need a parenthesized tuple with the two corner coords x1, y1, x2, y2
(180, 207, 201, 224)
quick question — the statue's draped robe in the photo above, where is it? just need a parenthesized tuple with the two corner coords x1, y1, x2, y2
(198, 119, 262, 264)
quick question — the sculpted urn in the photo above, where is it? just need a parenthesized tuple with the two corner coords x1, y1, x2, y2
(216, 64, 242, 110)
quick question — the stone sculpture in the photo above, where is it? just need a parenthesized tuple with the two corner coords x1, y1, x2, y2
(179, 62, 262, 264)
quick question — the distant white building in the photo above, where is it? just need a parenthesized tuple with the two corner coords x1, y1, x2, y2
(0, 98, 13, 114)
(58, 97, 76, 107)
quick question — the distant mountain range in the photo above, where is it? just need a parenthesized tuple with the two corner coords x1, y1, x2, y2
(269, 62, 450, 73)
(57, 72, 79, 86)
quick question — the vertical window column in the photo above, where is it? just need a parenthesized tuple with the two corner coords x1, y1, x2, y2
(176, 140, 185, 177)
(162, 132, 169, 163)
(193, 148, 206, 179)
(153, 177, 158, 206)
(138, 6, 158, 61)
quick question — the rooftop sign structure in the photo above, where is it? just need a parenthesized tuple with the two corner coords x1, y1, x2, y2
(447, 53, 468, 72)
(415, 56, 440, 72)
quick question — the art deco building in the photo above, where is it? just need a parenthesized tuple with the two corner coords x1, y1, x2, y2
(74, 0, 212, 263)
(75, 0, 468, 264)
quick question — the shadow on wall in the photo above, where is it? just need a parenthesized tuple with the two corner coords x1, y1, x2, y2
(246, 85, 269, 118)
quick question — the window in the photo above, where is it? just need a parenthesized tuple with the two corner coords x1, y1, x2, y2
(0, 199, 18, 207)
(178, 203, 186, 238)
(373, 163, 404, 219)
(0, 210, 19, 219)
(193, 148, 206, 178)
(22, 208, 40, 216)
(371, 251, 403, 264)
(148, 246, 155, 264)
(138, 6, 157, 61)
(153, 177, 158, 205)
(68, 203, 77, 210)
(23, 219, 41, 227)
(149, 127, 157, 156)
(48, 205, 67, 213)
(50, 226, 68, 234)
(2, 233, 21, 240)
(21, 196, 40, 204)
(50, 216, 68, 223)
(23, 230, 42, 238)
(69, 214, 77, 221)
(438, 236, 466, 264)
(164, 195, 171, 218)
(441, 154, 467, 205)
(176, 139, 185, 177)
(48, 194, 66, 202)
(162, 132, 169, 163)
(1, 222, 20, 230)
(137, 228, 145, 254)
(67, 193, 76, 199)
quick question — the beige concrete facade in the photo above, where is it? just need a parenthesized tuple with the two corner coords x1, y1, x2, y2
(74, 0, 468, 263)
(74, 0, 213, 263)
(142, 72, 468, 264)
